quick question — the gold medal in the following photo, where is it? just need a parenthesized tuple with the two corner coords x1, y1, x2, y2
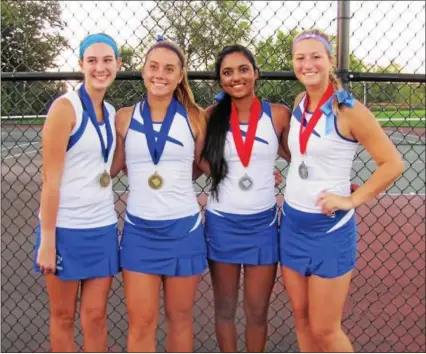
(100, 170, 111, 187)
(148, 172, 163, 190)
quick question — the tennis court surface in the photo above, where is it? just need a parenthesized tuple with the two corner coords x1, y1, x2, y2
(1, 123, 425, 352)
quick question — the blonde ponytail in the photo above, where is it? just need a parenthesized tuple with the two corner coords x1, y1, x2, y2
(330, 71, 343, 116)
(174, 69, 205, 136)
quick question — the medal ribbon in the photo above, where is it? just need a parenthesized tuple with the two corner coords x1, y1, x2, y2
(299, 83, 334, 155)
(140, 97, 178, 165)
(78, 84, 113, 164)
(230, 96, 262, 167)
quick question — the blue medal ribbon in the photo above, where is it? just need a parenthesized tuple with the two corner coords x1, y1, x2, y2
(214, 91, 226, 102)
(78, 84, 113, 165)
(321, 90, 355, 135)
(140, 97, 178, 165)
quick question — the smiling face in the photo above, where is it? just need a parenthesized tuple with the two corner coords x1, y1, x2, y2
(219, 51, 258, 99)
(292, 38, 334, 89)
(78, 42, 121, 90)
(143, 47, 183, 99)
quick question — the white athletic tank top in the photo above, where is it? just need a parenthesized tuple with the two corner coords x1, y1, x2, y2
(125, 101, 200, 220)
(207, 101, 279, 214)
(284, 94, 359, 213)
(51, 90, 117, 228)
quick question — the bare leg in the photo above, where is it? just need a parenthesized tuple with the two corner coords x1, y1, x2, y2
(243, 263, 277, 352)
(281, 267, 321, 352)
(209, 260, 241, 352)
(308, 271, 354, 352)
(163, 274, 201, 352)
(123, 270, 162, 352)
(79, 276, 113, 352)
(44, 275, 79, 352)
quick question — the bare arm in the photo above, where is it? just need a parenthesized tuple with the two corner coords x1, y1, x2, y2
(347, 101, 404, 207)
(39, 98, 75, 242)
(272, 103, 292, 162)
(110, 106, 133, 178)
(193, 106, 213, 176)
(192, 161, 204, 180)
(317, 100, 404, 214)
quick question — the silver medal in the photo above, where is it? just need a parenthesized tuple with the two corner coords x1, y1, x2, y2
(238, 173, 254, 191)
(298, 161, 309, 180)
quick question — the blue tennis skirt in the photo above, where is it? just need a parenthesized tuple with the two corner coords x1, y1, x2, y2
(205, 205, 279, 265)
(120, 211, 207, 277)
(34, 223, 120, 281)
(279, 202, 357, 278)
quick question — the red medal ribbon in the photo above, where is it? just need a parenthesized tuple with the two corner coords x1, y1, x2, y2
(230, 96, 262, 167)
(299, 84, 334, 155)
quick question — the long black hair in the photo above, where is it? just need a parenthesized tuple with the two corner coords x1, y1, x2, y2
(201, 44, 259, 200)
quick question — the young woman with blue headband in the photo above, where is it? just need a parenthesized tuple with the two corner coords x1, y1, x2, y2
(279, 29, 404, 352)
(34, 33, 121, 352)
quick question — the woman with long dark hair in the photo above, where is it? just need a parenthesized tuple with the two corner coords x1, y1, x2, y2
(199, 44, 291, 352)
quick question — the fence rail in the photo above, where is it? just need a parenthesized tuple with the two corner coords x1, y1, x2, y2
(2, 71, 426, 82)
(1, 0, 425, 352)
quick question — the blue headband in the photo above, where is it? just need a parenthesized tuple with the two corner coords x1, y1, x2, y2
(292, 33, 332, 54)
(79, 34, 119, 60)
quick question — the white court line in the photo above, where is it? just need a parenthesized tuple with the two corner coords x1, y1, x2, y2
(3, 149, 42, 161)
(1, 141, 41, 151)
(390, 135, 425, 142)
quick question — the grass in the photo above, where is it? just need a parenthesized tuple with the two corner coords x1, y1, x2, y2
(373, 109, 425, 127)
(379, 119, 425, 128)
(373, 109, 425, 119)
(2, 118, 45, 125)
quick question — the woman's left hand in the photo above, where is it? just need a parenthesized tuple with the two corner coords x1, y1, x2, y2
(274, 169, 283, 187)
(316, 191, 354, 216)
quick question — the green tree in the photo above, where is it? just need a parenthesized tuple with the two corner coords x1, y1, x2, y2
(1, 0, 69, 115)
(369, 63, 404, 105)
(119, 0, 253, 107)
(151, 0, 252, 70)
(252, 29, 404, 107)
(348, 53, 371, 102)
(255, 29, 296, 72)
(253, 29, 303, 105)
(107, 45, 146, 108)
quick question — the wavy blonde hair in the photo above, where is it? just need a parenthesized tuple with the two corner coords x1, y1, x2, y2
(144, 40, 205, 136)
(293, 29, 343, 115)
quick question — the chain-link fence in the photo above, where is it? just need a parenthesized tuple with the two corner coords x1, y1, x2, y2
(1, 1, 425, 352)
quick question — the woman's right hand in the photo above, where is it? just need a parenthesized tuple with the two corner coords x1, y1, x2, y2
(37, 242, 57, 275)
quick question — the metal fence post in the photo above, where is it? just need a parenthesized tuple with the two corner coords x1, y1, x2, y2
(337, 0, 351, 89)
